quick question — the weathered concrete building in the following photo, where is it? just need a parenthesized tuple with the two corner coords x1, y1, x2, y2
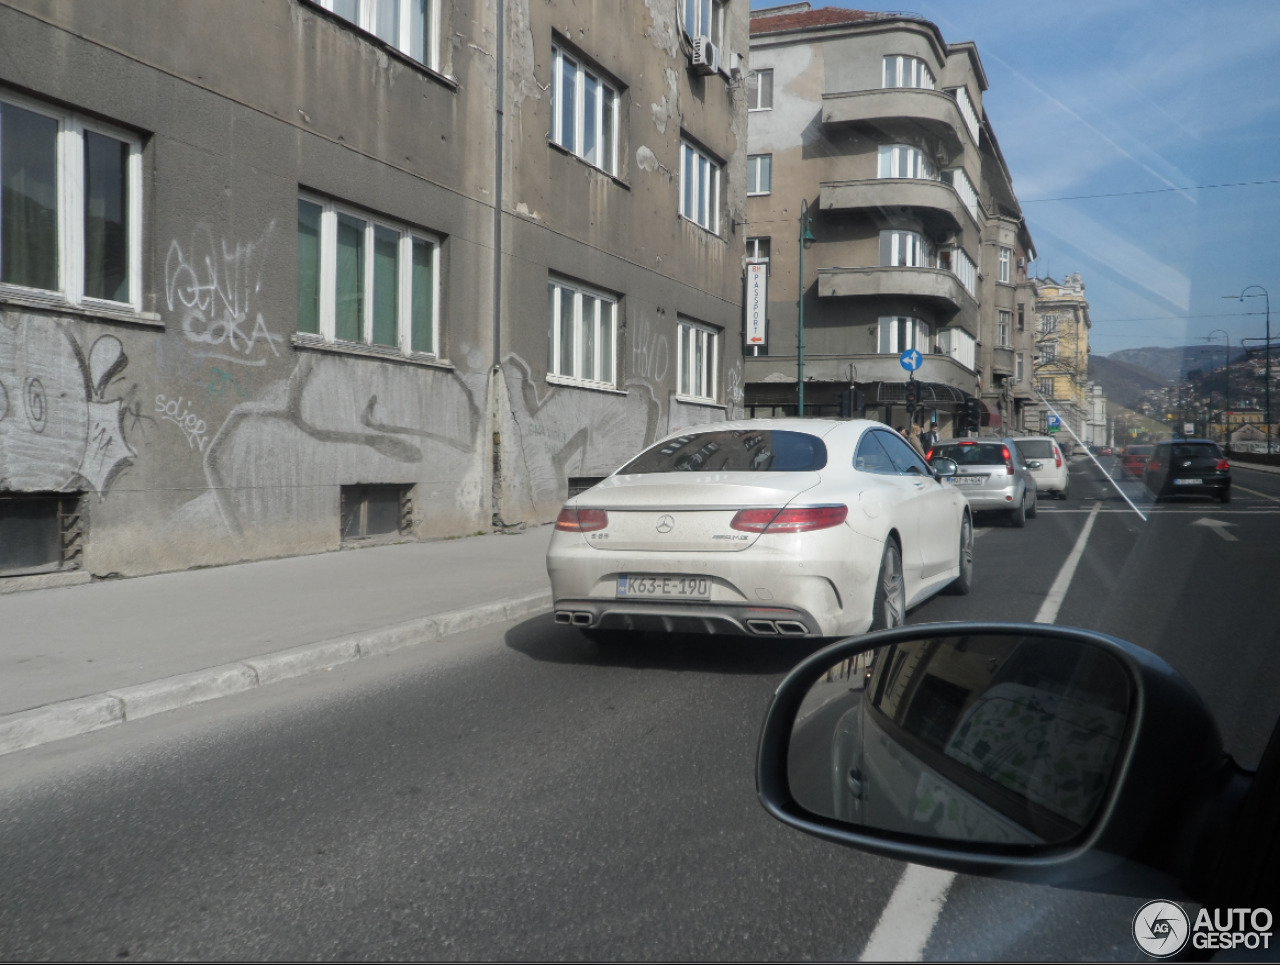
(0, 0, 749, 586)
(741, 4, 1036, 436)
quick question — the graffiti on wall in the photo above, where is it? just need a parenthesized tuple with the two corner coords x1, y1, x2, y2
(0, 313, 137, 495)
(165, 223, 285, 367)
(502, 354, 661, 514)
(192, 355, 482, 536)
(155, 395, 210, 453)
(630, 314, 670, 384)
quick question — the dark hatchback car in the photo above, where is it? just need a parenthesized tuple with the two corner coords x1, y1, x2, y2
(1143, 439, 1231, 502)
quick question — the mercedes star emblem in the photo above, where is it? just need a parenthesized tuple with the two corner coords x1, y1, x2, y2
(655, 514, 676, 534)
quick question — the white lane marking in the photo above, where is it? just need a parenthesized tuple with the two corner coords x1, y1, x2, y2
(859, 864, 956, 962)
(1192, 518, 1239, 541)
(1233, 484, 1280, 503)
(1035, 501, 1102, 624)
(861, 501, 1104, 961)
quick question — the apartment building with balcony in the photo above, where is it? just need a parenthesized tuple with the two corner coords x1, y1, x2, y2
(0, 0, 748, 584)
(742, 4, 1035, 436)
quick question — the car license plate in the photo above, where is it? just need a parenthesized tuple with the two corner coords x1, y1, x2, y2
(1174, 478, 1201, 485)
(952, 475, 985, 486)
(617, 575, 712, 600)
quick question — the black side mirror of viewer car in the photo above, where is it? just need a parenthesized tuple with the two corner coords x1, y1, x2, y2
(757, 623, 1280, 908)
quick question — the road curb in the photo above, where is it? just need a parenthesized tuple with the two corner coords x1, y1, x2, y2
(0, 590, 552, 758)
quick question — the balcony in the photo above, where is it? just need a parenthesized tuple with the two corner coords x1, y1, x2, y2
(820, 178, 978, 235)
(744, 351, 977, 395)
(821, 88, 970, 156)
(992, 346, 1015, 376)
(816, 265, 977, 330)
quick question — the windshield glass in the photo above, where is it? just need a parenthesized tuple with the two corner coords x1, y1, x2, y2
(934, 443, 1008, 466)
(1017, 440, 1056, 458)
(617, 429, 828, 474)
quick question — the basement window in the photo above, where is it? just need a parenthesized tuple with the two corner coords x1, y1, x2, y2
(340, 484, 413, 542)
(0, 493, 84, 576)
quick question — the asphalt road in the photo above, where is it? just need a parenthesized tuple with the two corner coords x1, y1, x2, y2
(0, 456, 1275, 960)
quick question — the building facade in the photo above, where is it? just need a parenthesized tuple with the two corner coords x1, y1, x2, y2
(1030, 273, 1098, 441)
(741, 4, 1035, 437)
(0, 0, 749, 585)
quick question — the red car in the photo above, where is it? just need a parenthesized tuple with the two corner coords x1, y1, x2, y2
(1120, 444, 1153, 477)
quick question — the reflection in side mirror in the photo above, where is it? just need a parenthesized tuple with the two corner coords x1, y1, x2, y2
(1028, 460, 1044, 470)
(786, 633, 1130, 846)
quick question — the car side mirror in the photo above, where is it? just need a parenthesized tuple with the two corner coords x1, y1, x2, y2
(929, 457, 957, 478)
(1027, 460, 1043, 470)
(757, 623, 1246, 901)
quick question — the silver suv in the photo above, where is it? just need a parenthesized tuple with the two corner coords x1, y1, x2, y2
(930, 438, 1039, 527)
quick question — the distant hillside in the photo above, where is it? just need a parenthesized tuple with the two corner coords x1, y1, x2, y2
(1087, 355, 1169, 409)
(1109, 345, 1247, 382)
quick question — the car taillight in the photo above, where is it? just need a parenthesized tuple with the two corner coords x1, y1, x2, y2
(555, 507, 608, 532)
(1002, 445, 1014, 475)
(1216, 459, 1230, 471)
(730, 505, 848, 533)
(1055, 448, 1062, 468)
(925, 448, 934, 461)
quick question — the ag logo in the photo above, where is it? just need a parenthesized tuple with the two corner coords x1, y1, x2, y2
(1133, 900, 1190, 957)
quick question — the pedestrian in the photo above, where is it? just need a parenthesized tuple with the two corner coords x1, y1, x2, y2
(907, 423, 927, 460)
(922, 421, 939, 450)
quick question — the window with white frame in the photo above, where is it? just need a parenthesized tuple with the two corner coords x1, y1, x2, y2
(678, 319, 719, 401)
(297, 196, 439, 355)
(952, 247, 977, 296)
(1037, 377, 1054, 397)
(949, 85, 981, 143)
(943, 167, 981, 223)
(878, 316, 931, 355)
(551, 44, 619, 175)
(315, 0, 438, 70)
(0, 95, 142, 310)
(878, 144, 937, 180)
(748, 69, 773, 111)
(746, 236, 770, 263)
(747, 154, 772, 195)
(883, 55, 935, 89)
(998, 246, 1012, 283)
(880, 229, 933, 269)
(547, 278, 617, 388)
(682, 0, 725, 44)
(997, 310, 1011, 347)
(1015, 352, 1024, 383)
(937, 327, 976, 370)
(680, 141, 721, 233)
(1040, 341, 1057, 363)
(1040, 313, 1059, 334)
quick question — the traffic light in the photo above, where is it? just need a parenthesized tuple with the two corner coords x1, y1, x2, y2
(904, 379, 920, 410)
(962, 397, 983, 433)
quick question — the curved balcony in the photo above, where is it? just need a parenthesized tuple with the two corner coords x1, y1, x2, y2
(819, 177, 980, 235)
(816, 265, 978, 330)
(821, 88, 971, 156)
(991, 345, 1015, 376)
(744, 352, 977, 395)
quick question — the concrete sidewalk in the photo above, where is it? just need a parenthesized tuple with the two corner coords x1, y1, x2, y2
(0, 526, 555, 756)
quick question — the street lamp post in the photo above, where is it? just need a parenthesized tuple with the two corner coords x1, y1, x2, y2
(1204, 329, 1230, 445)
(797, 199, 815, 417)
(1225, 286, 1271, 454)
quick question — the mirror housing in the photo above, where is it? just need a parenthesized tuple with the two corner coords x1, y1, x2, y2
(929, 457, 958, 479)
(757, 623, 1247, 901)
(1027, 460, 1043, 470)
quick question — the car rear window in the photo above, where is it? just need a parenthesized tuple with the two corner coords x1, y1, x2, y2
(1167, 443, 1222, 461)
(618, 429, 828, 474)
(1017, 440, 1056, 458)
(933, 443, 1008, 466)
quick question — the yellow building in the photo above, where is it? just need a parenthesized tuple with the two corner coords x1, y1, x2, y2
(1032, 273, 1092, 437)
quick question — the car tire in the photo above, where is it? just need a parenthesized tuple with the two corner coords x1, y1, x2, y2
(1219, 488, 1231, 504)
(1058, 487, 1069, 500)
(1026, 491, 1038, 519)
(944, 513, 973, 596)
(870, 539, 906, 630)
(1009, 496, 1026, 528)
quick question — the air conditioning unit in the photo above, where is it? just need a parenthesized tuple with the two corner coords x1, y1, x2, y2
(934, 230, 958, 246)
(690, 36, 719, 75)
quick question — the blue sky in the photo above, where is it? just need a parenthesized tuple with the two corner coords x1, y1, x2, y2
(749, 0, 1280, 356)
